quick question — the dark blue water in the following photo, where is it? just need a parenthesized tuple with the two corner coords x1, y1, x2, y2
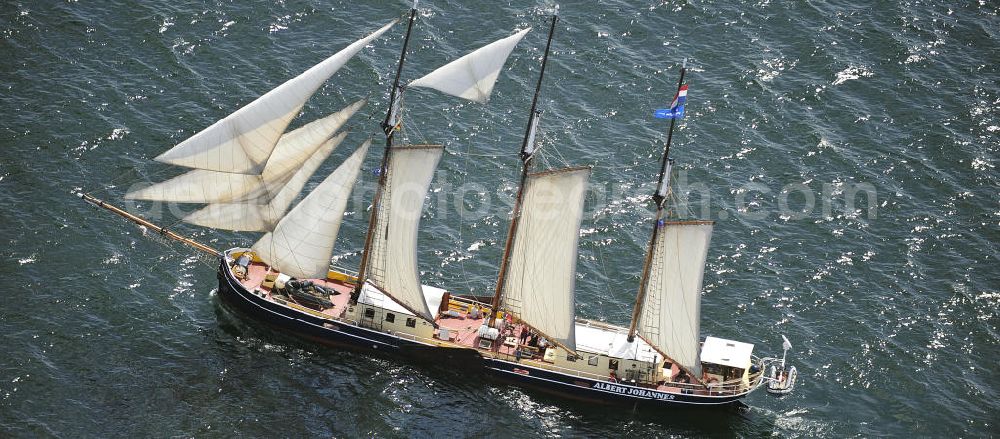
(2, 1, 998, 436)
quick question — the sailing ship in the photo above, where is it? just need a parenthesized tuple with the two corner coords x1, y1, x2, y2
(78, 4, 792, 408)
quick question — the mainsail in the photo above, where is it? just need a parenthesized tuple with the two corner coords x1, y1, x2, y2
(408, 28, 531, 103)
(125, 100, 365, 204)
(252, 141, 370, 279)
(365, 145, 444, 322)
(500, 166, 590, 351)
(181, 132, 349, 232)
(355, 19, 530, 322)
(637, 221, 713, 378)
(154, 21, 394, 174)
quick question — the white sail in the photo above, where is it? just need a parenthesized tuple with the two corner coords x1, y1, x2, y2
(154, 21, 394, 174)
(244, 99, 365, 202)
(408, 28, 531, 103)
(501, 167, 590, 350)
(638, 221, 713, 378)
(251, 141, 370, 279)
(366, 145, 443, 322)
(181, 132, 349, 231)
(125, 100, 365, 203)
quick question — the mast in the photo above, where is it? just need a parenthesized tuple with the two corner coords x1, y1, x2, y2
(354, 2, 419, 302)
(626, 62, 687, 343)
(489, 12, 558, 327)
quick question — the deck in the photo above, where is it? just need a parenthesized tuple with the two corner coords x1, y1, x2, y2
(233, 259, 751, 397)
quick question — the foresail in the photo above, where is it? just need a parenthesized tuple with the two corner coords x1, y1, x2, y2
(501, 167, 590, 351)
(251, 140, 369, 279)
(125, 100, 364, 204)
(154, 21, 394, 174)
(182, 132, 349, 232)
(408, 28, 531, 103)
(366, 145, 443, 322)
(248, 99, 365, 202)
(638, 221, 713, 378)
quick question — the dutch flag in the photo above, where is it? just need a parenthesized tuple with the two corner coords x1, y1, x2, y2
(653, 84, 688, 119)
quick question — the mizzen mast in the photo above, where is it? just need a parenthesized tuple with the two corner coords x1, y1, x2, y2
(626, 62, 687, 343)
(624, 61, 715, 386)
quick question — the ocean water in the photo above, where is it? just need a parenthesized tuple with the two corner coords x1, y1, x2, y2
(1, 0, 998, 437)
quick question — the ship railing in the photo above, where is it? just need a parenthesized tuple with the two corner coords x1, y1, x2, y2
(660, 358, 769, 396)
(490, 351, 766, 396)
(380, 325, 482, 349)
(331, 266, 360, 280)
(448, 294, 492, 307)
(488, 351, 628, 382)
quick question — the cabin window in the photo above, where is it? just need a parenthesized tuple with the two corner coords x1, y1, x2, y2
(364, 308, 375, 319)
(566, 354, 577, 362)
(385, 313, 395, 323)
(406, 318, 417, 328)
(609, 359, 619, 371)
(588, 355, 599, 366)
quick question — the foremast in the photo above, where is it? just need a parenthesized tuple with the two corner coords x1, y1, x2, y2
(488, 13, 580, 356)
(354, 7, 534, 324)
(353, 2, 429, 321)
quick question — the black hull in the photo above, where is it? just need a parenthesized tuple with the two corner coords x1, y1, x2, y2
(215, 258, 754, 408)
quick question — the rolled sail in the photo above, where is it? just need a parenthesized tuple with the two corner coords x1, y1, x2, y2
(125, 100, 364, 204)
(251, 140, 370, 279)
(181, 132, 349, 232)
(154, 21, 394, 174)
(638, 221, 713, 378)
(501, 166, 590, 351)
(408, 28, 531, 103)
(366, 145, 443, 322)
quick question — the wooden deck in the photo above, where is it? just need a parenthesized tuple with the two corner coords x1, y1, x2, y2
(232, 259, 744, 396)
(238, 262, 354, 319)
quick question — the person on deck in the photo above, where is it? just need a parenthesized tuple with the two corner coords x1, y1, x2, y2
(609, 370, 619, 383)
(519, 327, 529, 344)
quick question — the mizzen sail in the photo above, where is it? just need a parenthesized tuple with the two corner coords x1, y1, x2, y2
(408, 28, 531, 103)
(637, 220, 713, 378)
(154, 22, 393, 174)
(365, 145, 443, 322)
(500, 166, 590, 350)
(125, 100, 365, 204)
(251, 140, 370, 279)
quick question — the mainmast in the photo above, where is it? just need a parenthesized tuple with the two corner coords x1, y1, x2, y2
(626, 63, 686, 343)
(354, 2, 419, 304)
(488, 13, 558, 327)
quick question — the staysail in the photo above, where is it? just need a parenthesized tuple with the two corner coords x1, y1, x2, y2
(500, 166, 590, 351)
(181, 132, 349, 231)
(251, 141, 370, 279)
(408, 28, 531, 103)
(637, 220, 713, 378)
(125, 100, 365, 204)
(154, 22, 394, 174)
(365, 145, 443, 322)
